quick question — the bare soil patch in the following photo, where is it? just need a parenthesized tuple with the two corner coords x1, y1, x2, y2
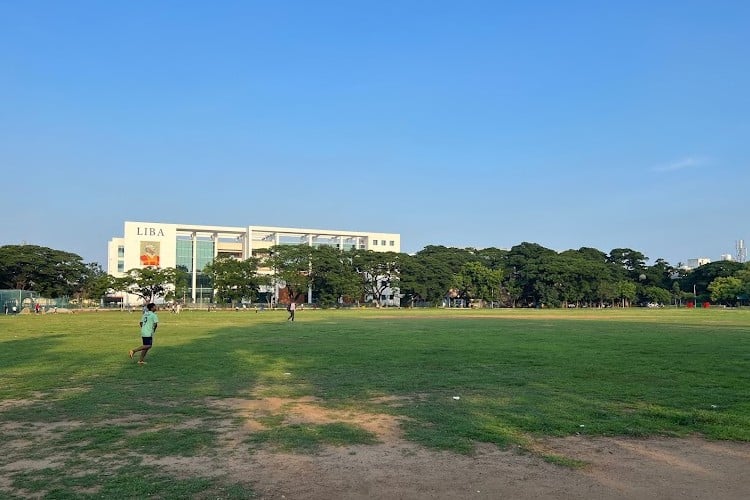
(197, 397, 750, 499)
(3, 395, 749, 499)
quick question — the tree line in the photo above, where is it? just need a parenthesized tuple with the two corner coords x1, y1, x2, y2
(1, 243, 749, 307)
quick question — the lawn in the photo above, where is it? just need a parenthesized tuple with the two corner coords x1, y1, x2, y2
(1, 307, 749, 498)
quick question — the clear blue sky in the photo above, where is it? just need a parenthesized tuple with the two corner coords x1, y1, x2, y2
(2, 1, 748, 267)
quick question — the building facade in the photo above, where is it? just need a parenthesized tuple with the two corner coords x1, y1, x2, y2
(108, 221, 401, 305)
(685, 257, 711, 270)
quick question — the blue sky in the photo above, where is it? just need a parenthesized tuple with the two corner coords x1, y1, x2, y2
(1, 1, 748, 267)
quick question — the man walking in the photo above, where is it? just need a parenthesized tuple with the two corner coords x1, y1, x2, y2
(129, 303, 159, 365)
(287, 301, 296, 321)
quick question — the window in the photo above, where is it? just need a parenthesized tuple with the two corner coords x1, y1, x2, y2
(176, 239, 193, 271)
(373, 240, 378, 245)
(381, 240, 386, 246)
(117, 261, 124, 272)
(389, 240, 395, 246)
(117, 246, 125, 257)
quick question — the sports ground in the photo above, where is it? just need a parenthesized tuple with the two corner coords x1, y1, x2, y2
(1, 308, 749, 498)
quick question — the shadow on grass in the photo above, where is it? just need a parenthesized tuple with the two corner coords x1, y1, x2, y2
(2, 313, 750, 497)
(0, 323, 275, 498)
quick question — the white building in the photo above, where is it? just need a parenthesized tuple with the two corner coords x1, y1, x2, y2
(685, 257, 711, 270)
(108, 221, 401, 305)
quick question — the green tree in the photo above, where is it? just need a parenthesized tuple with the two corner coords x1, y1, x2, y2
(451, 261, 504, 305)
(474, 247, 508, 270)
(641, 285, 671, 306)
(0, 244, 90, 297)
(596, 281, 618, 307)
(615, 281, 637, 307)
(708, 277, 743, 305)
(642, 258, 676, 289)
(172, 265, 191, 304)
(267, 245, 314, 303)
(203, 256, 267, 306)
(608, 248, 648, 279)
(502, 242, 558, 307)
(735, 266, 750, 304)
(353, 250, 402, 306)
(75, 263, 115, 304)
(401, 246, 475, 306)
(113, 267, 178, 304)
(309, 246, 361, 307)
(671, 281, 685, 306)
(680, 261, 744, 303)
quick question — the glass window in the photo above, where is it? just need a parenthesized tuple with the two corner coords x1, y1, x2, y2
(117, 246, 125, 257)
(389, 240, 395, 246)
(117, 261, 124, 272)
(373, 240, 378, 245)
(196, 240, 215, 271)
(176, 239, 193, 271)
(381, 240, 386, 246)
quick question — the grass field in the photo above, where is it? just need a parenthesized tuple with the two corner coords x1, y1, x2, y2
(1, 308, 749, 498)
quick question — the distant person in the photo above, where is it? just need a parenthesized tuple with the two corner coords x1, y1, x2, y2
(287, 301, 296, 322)
(3, 304, 7, 315)
(129, 303, 159, 365)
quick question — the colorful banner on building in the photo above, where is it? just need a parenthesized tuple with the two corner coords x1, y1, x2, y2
(139, 241, 161, 267)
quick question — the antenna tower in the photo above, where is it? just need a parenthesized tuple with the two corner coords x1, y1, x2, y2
(737, 240, 747, 263)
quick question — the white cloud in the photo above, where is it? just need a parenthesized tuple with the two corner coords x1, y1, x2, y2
(652, 157, 709, 173)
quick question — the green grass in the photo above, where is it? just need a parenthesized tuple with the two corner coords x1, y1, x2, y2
(246, 422, 379, 452)
(1, 307, 749, 497)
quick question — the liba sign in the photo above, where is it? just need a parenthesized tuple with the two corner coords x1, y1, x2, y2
(136, 227, 166, 237)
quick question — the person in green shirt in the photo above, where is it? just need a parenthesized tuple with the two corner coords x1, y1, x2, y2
(129, 303, 159, 365)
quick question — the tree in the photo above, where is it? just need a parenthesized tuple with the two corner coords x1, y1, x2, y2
(474, 247, 508, 270)
(643, 258, 677, 289)
(75, 263, 115, 304)
(401, 246, 475, 306)
(596, 281, 618, 307)
(735, 266, 750, 305)
(567, 250, 619, 307)
(680, 261, 744, 303)
(615, 281, 637, 307)
(641, 285, 671, 305)
(309, 247, 360, 307)
(267, 245, 314, 303)
(172, 265, 191, 304)
(708, 277, 743, 305)
(502, 242, 558, 307)
(203, 256, 267, 306)
(113, 267, 178, 304)
(353, 250, 402, 306)
(0, 244, 90, 297)
(608, 248, 648, 279)
(671, 281, 685, 306)
(451, 261, 504, 305)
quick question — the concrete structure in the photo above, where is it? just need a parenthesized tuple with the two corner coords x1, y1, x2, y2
(686, 257, 711, 270)
(108, 221, 401, 305)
